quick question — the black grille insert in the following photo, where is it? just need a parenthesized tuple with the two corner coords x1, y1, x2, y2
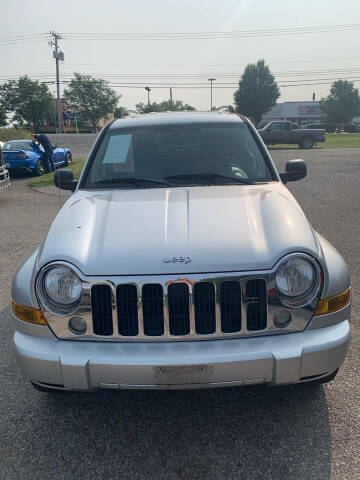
(168, 283, 190, 335)
(220, 281, 242, 333)
(246, 279, 267, 331)
(194, 282, 216, 334)
(116, 284, 138, 336)
(142, 284, 164, 336)
(91, 284, 113, 336)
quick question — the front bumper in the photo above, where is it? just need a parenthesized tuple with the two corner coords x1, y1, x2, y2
(14, 320, 350, 390)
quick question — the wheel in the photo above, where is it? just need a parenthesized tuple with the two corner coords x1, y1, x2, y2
(65, 152, 72, 166)
(34, 159, 46, 176)
(300, 136, 315, 149)
(31, 381, 67, 394)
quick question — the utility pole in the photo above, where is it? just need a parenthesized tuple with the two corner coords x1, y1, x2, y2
(208, 78, 216, 110)
(170, 87, 173, 104)
(145, 86, 151, 106)
(49, 31, 64, 133)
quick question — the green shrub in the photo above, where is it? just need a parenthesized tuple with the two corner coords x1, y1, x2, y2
(343, 124, 359, 133)
(0, 127, 31, 142)
(324, 123, 337, 133)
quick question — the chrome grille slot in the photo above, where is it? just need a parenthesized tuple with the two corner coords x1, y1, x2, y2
(220, 281, 242, 333)
(246, 279, 267, 331)
(142, 284, 164, 336)
(91, 285, 113, 336)
(168, 283, 190, 335)
(194, 282, 216, 334)
(116, 284, 138, 336)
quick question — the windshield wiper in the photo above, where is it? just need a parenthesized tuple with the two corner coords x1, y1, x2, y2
(92, 177, 175, 188)
(164, 173, 255, 185)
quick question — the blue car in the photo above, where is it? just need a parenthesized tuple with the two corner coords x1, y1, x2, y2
(2, 139, 72, 176)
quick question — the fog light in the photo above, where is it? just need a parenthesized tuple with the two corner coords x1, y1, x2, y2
(273, 310, 292, 328)
(68, 316, 87, 335)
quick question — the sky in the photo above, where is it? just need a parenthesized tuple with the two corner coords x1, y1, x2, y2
(1, 0, 360, 111)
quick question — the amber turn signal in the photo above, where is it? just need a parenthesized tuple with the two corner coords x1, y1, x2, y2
(12, 301, 48, 326)
(314, 288, 351, 316)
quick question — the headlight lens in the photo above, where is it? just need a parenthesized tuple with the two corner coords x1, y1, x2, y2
(42, 265, 82, 306)
(275, 256, 316, 300)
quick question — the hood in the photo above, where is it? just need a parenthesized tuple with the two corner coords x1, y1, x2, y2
(38, 184, 320, 276)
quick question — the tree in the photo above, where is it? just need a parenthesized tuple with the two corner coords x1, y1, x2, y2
(0, 76, 54, 130)
(114, 106, 128, 118)
(233, 59, 280, 125)
(0, 104, 7, 127)
(136, 99, 196, 113)
(64, 73, 120, 132)
(320, 80, 360, 127)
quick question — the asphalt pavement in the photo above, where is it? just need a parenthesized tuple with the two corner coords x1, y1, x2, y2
(0, 148, 359, 480)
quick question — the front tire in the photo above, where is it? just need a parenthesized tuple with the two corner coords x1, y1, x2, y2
(300, 136, 315, 149)
(34, 159, 46, 176)
(65, 152, 72, 166)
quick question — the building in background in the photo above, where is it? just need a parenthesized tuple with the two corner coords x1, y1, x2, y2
(260, 101, 321, 127)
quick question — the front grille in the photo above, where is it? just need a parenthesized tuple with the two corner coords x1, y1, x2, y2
(88, 278, 268, 339)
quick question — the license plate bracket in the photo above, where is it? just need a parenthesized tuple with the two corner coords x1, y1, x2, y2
(153, 364, 213, 384)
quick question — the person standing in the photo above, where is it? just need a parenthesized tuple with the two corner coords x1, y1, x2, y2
(33, 133, 55, 172)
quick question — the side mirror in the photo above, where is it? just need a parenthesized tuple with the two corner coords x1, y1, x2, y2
(280, 159, 307, 183)
(54, 169, 77, 191)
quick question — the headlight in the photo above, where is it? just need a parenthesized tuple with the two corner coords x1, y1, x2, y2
(275, 255, 320, 306)
(40, 265, 82, 309)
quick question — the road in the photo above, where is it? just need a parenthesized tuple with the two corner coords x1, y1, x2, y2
(0, 148, 359, 480)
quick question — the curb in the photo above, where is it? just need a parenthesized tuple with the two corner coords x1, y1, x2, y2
(31, 186, 71, 197)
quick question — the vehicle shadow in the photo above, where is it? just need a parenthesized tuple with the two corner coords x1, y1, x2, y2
(2, 303, 331, 480)
(7, 170, 33, 181)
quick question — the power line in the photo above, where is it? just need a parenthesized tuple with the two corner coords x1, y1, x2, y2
(61, 23, 360, 41)
(2, 67, 360, 82)
(5, 77, 355, 89)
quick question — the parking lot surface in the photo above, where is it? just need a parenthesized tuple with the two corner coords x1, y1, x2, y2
(0, 148, 359, 480)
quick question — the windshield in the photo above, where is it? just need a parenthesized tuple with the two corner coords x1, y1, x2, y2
(83, 123, 274, 189)
(3, 141, 34, 151)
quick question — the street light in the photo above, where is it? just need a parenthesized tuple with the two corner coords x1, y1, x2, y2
(145, 86, 151, 106)
(208, 78, 216, 110)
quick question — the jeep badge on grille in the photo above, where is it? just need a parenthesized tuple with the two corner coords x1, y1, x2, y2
(163, 256, 192, 264)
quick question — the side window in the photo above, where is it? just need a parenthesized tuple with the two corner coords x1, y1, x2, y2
(272, 123, 281, 131)
(283, 123, 291, 131)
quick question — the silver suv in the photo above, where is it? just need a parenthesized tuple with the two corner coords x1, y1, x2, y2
(12, 112, 351, 392)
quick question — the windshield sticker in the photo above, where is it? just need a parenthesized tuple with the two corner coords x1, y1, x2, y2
(103, 134, 134, 172)
(103, 134, 132, 164)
